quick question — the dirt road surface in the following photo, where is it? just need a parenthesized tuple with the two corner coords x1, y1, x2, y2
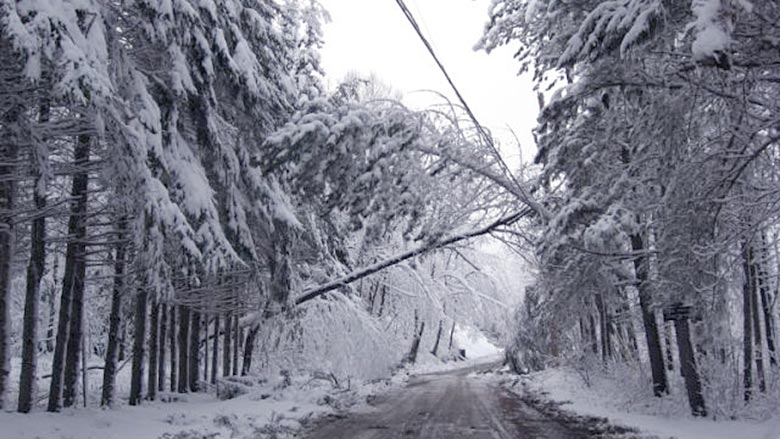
(302, 365, 638, 439)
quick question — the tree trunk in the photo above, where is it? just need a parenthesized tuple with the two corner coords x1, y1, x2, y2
(62, 134, 91, 409)
(222, 312, 231, 377)
(377, 286, 387, 317)
(232, 315, 240, 376)
(742, 243, 754, 402)
(749, 255, 766, 393)
(146, 300, 159, 400)
(595, 293, 610, 362)
(663, 322, 675, 372)
(46, 279, 57, 353)
(177, 306, 190, 393)
(675, 316, 707, 417)
(242, 325, 259, 376)
(17, 145, 47, 412)
(407, 321, 425, 365)
(448, 320, 456, 351)
(756, 252, 777, 367)
(169, 305, 177, 392)
(100, 224, 127, 407)
(211, 314, 219, 384)
(129, 287, 148, 406)
(588, 313, 598, 355)
(203, 317, 209, 382)
(0, 104, 21, 410)
(188, 310, 200, 392)
(158, 304, 167, 391)
(431, 320, 443, 357)
(631, 233, 668, 396)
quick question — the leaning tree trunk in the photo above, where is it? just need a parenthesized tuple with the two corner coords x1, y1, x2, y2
(674, 314, 706, 417)
(177, 305, 190, 393)
(0, 106, 21, 410)
(631, 233, 668, 396)
(188, 310, 200, 392)
(129, 287, 148, 406)
(100, 222, 127, 407)
(146, 299, 159, 400)
(242, 325, 259, 376)
(17, 135, 48, 412)
(62, 134, 91, 409)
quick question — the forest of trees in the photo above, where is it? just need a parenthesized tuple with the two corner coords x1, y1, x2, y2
(0, 0, 521, 413)
(480, 0, 780, 420)
(2, 0, 779, 426)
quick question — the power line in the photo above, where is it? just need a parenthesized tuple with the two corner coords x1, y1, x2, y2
(392, 0, 538, 213)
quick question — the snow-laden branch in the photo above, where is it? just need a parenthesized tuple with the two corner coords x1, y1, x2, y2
(294, 208, 533, 305)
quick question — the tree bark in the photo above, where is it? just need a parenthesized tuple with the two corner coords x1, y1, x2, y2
(631, 233, 668, 396)
(0, 107, 19, 410)
(756, 248, 777, 367)
(675, 316, 707, 417)
(147, 300, 159, 400)
(664, 322, 675, 371)
(222, 312, 231, 377)
(232, 315, 240, 376)
(431, 320, 443, 357)
(169, 305, 177, 392)
(742, 243, 754, 402)
(242, 325, 259, 376)
(158, 304, 167, 391)
(17, 143, 47, 412)
(177, 306, 190, 393)
(62, 134, 91, 409)
(188, 310, 200, 392)
(203, 317, 209, 382)
(100, 224, 127, 407)
(211, 314, 219, 384)
(448, 320, 456, 351)
(749, 254, 766, 393)
(129, 287, 148, 406)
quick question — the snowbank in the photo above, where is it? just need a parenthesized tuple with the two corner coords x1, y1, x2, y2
(512, 368, 780, 439)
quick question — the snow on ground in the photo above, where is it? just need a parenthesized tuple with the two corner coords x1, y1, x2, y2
(408, 324, 503, 375)
(0, 373, 404, 439)
(510, 367, 780, 439)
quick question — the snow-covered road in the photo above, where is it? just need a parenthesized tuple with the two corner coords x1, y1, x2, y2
(303, 365, 613, 439)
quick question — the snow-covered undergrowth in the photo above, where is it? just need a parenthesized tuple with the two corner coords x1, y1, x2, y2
(510, 366, 780, 439)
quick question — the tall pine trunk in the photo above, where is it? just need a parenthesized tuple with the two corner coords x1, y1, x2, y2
(748, 253, 766, 393)
(129, 287, 148, 405)
(188, 310, 200, 392)
(222, 312, 231, 377)
(211, 315, 219, 383)
(742, 243, 754, 401)
(0, 105, 21, 410)
(242, 325, 258, 376)
(177, 306, 190, 393)
(169, 305, 177, 392)
(631, 233, 668, 396)
(232, 315, 240, 376)
(431, 320, 443, 356)
(100, 222, 127, 407)
(48, 134, 90, 412)
(62, 134, 90, 409)
(158, 304, 167, 391)
(147, 300, 159, 400)
(17, 130, 48, 412)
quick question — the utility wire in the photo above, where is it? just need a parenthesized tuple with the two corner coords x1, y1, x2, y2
(392, 0, 546, 218)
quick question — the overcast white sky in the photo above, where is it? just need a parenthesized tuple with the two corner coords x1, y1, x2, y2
(317, 0, 539, 167)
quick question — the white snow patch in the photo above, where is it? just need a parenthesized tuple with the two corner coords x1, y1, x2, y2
(513, 368, 780, 439)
